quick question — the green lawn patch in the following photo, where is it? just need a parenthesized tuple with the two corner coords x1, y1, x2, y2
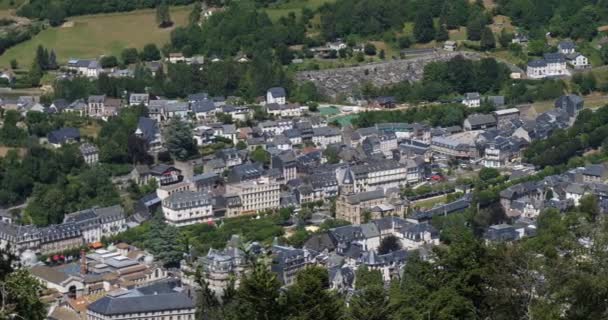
(0, 6, 191, 68)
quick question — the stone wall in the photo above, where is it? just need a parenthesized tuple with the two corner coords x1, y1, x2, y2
(295, 51, 481, 100)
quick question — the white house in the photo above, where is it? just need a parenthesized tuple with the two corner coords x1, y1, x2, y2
(162, 191, 213, 226)
(527, 53, 569, 79)
(462, 92, 481, 108)
(566, 53, 590, 69)
(266, 87, 287, 105)
(558, 40, 576, 55)
(66, 59, 101, 78)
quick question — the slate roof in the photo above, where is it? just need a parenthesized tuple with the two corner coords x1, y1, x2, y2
(48, 128, 80, 144)
(345, 189, 385, 205)
(191, 99, 216, 113)
(267, 87, 286, 98)
(136, 117, 158, 143)
(465, 113, 497, 127)
(88, 281, 194, 315)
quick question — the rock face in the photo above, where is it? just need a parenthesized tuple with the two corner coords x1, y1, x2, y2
(295, 51, 481, 99)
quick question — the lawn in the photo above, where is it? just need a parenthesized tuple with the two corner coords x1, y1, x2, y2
(0, 6, 191, 69)
(0, 0, 24, 11)
(412, 195, 448, 209)
(533, 93, 608, 113)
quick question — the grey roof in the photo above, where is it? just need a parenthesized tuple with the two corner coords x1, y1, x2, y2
(558, 40, 575, 50)
(191, 99, 215, 113)
(543, 53, 565, 63)
(360, 223, 380, 238)
(267, 87, 286, 98)
(88, 95, 106, 103)
(136, 117, 158, 142)
(48, 127, 80, 144)
(464, 92, 480, 100)
(465, 113, 497, 127)
(528, 59, 547, 68)
(313, 126, 340, 137)
(88, 282, 194, 315)
(164, 191, 212, 208)
(345, 189, 385, 205)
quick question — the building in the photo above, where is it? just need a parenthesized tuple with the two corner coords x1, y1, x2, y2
(558, 40, 576, 55)
(131, 164, 182, 186)
(129, 93, 150, 106)
(79, 143, 99, 165)
(48, 128, 80, 147)
(555, 94, 583, 119)
(336, 189, 387, 224)
(526, 53, 568, 79)
(443, 40, 457, 51)
(431, 131, 481, 159)
(271, 245, 314, 286)
(266, 87, 287, 105)
(493, 108, 520, 128)
(266, 103, 302, 118)
(195, 236, 251, 294)
(135, 117, 163, 152)
(87, 281, 195, 320)
(312, 126, 342, 148)
(67, 59, 101, 78)
(463, 113, 497, 131)
(272, 151, 297, 181)
(462, 92, 481, 108)
(225, 178, 281, 215)
(337, 160, 408, 193)
(566, 53, 589, 69)
(162, 191, 213, 226)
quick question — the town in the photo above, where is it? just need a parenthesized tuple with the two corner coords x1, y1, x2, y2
(0, 0, 608, 319)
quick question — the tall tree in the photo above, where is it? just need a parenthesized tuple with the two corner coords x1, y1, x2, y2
(234, 261, 283, 320)
(413, 11, 436, 43)
(283, 266, 343, 320)
(164, 117, 198, 161)
(189, 2, 202, 26)
(480, 27, 496, 50)
(156, 0, 173, 28)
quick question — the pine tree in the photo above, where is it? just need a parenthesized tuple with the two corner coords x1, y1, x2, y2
(189, 2, 202, 26)
(48, 50, 58, 70)
(164, 117, 197, 161)
(480, 27, 496, 50)
(413, 11, 436, 43)
(436, 24, 449, 41)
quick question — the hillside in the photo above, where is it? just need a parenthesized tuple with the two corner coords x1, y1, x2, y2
(0, 6, 190, 68)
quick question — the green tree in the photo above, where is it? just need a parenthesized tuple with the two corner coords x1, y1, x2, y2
(498, 29, 513, 48)
(251, 146, 270, 165)
(121, 47, 140, 65)
(466, 15, 485, 41)
(236, 141, 247, 150)
(601, 45, 608, 64)
(378, 235, 401, 254)
(142, 43, 161, 61)
(189, 1, 202, 26)
(480, 27, 496, 50)
(413, 11, 435, 43)
(164, 117, 198, 161)
(234, 261, 283, 320)
(100, 56, 119, 68)
(435, 24, 449, 41)
(283, 266, 342, 320)
(2, 269, 46, 320)
(156, 0, 173, 28)
(9, 59, 17, 69)
(363, 43, 377, 56)
(47, 3, 66, 27)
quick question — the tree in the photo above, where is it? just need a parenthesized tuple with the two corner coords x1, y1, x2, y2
(121, 47, 139, 65)
(601, 45, 608, 64)
(467, 15, 485, 41)
(479, 167, 500, 181)
(236, 141, 247, 150)
(28, 58, 43, 87)
(1, 269, 46, 320)
(498, 29, 513, 48)
(398, 36, 411, 49)
(9, 59, 17, 69)
(142, 43, 161, 61)
(251, 147, 270, 165)
(480, 27, 496, 50)
(413, 11, 435, 43)
(349, 283, 388, 320)
(283, 266, 342, 320)
(436, 24, 449, 41)
(47, 3, 66, 27)
(144, 217, 184, 267)
(48, 50, 58, 70)
(378, 235, 401, 254)
(156, 0, 173, 28)
(164, 117, 197, 161)
(379, 49, 385, 60)
(234, 261, 283, 320)
(363, 43, 376, 56)
(189, 2, 202, 26)
(100, 56, 119, 68)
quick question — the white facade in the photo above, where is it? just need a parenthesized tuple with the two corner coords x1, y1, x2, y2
(226, 179, 281, 215)
(162, 191, 213, 226)
(313, 134, 342, 148)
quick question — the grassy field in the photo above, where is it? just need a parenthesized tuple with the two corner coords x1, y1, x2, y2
(412, 195, 448, 209)
(0, 6, 191, 69)
(0, 0, 24, 11)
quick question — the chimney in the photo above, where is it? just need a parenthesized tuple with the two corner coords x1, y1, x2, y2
(80, 249, 87, 275)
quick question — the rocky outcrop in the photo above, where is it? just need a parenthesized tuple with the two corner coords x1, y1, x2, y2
(295, 51, 481, 99)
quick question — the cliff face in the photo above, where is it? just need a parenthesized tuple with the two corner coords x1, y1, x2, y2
(295, 51, 481, 99)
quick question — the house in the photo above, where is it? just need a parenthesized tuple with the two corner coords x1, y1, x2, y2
(512, 33, 528, 45)
(565, 53, 590, 69)
(87, 95, 106, 118)
(336, 160, 408, 194)
(335, 189, 387, 225)
(487, 96, 505, 108)
(135, 117, 163, 152)
(225, 178, 281, 215)
(558, 40, 576, 55)
(443, 40, 457, 51)
(266, 103, 302, 118)
(371, 96, 396, 109)
(312, 126, 342, 148)
(266, 87, 287, 105)
(79, 143, 99, 165)
(49, 99, 69, 113)
(463, 113, 497, 131)
(129, 93, 150, 106)
(131, 164, 182, 186)
(87, 281, 195, 320)
(431, 131, 480, 159)
(220, 105, 251, 122)
(191, 99, 216, 120)
(462, 92, 481, 108)
(167, 52, 186, 63)
(271, 245, 314, 285)
(162, 191, 213, 226)
(493, 108, 520, 128)
(66, 59, 101, 78)
(555, 94, 583, 119)
(48, 128, 80, 147)
(271, 151, 297, 181)
(526, 53, 568, 79)
(581, 164, 608, 183)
